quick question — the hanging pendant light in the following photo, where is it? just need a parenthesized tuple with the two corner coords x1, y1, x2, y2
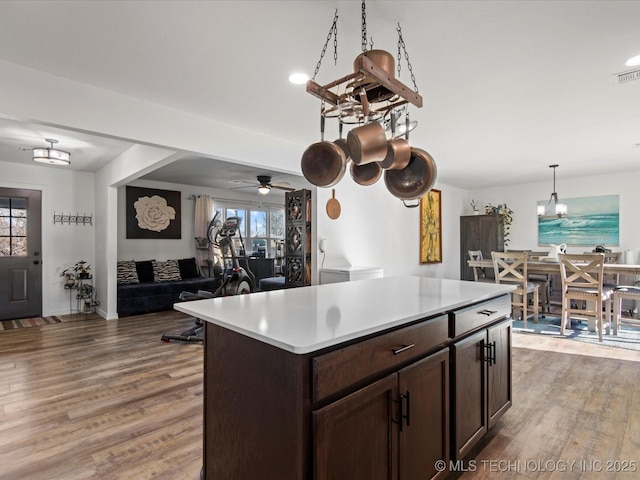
(537, 164, 568, 218)
(32, 138, 71, 166)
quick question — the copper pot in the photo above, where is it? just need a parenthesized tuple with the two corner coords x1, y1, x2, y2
(353, 49, 395, 77)
(378, 112, 410, 170)
(384, 147, 437, 200)
(347, 122, 387, 165)
(301, 116, 347, 187)
(350, 161, 382, 186)
(352, 50, 396, 103)
(378, 138, 411, 170)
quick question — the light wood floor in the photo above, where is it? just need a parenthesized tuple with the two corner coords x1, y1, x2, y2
(1, 312, 639, 479)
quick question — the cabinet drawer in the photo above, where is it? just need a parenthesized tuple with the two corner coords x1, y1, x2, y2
(451, 294, 511, 338)
(312, 315, 448, 403)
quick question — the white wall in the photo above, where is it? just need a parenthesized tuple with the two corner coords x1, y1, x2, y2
(468, 170, 640, 258)
(0, 160, 96, 317)
(315, 176, 466, 281)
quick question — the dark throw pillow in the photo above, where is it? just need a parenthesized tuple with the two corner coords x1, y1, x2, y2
(135, 260, 155, 283)
(178, 257, 200, 279)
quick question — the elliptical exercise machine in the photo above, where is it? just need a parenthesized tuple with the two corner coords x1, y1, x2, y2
(161, 213, 255, 343)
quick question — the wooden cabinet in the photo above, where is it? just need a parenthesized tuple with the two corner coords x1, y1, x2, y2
(451, 318, 512, 460)
(200, 292, 511, 479)
(460, 215, 504, 281)
(285, 189, 312, 287)
(314, 349, 450, 480)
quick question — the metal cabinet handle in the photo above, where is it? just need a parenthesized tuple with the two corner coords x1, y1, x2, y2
(478, 309, 497, 316)
(392, 344, 415, 355)
(484, 341, 497, 366)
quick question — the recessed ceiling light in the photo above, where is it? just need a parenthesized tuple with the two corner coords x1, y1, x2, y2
(288, 72, 309, 85)
(625, 54, 640, 67)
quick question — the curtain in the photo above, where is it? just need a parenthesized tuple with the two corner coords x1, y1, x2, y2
(194, 195, 215, 272)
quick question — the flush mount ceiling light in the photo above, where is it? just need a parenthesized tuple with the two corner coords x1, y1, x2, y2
(537, 164, 568, 218)
(32, 138, 70, 166)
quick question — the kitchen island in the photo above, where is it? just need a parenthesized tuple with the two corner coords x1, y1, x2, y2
(175, 276, 515, 480)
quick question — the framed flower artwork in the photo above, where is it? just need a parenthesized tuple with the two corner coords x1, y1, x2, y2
(126, 186, 181, 239)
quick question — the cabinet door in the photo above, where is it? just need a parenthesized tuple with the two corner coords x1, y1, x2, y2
(451, 329, 487, 460)
(398, 349, 450, 480)
(459, 215, 504, 281)
(314, 373, 398, 480)
(487, 319, 512, 428)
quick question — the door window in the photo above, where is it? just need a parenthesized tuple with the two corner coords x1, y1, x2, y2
(0, 197, 27, 256)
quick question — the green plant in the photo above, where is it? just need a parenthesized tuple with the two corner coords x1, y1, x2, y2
(61, 260, 92, 280)
(485, 203, 514, 246)
(470, 199, 479, 211)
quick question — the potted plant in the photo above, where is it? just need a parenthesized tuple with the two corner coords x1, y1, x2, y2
(484, 203, 514, 246)
(61, 260, 93, 286)
(470, 199, 480, 215)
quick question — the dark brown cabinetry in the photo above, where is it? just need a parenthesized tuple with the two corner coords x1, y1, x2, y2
(460, 215, 504, 281)
(451, 318, 512, 460)
(314, 349, 450, 480)
(200, 293, 511, 480)
(285, 189, 312, 287)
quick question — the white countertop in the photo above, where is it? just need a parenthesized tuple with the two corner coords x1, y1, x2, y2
(320, 265, 383, 273)
(174, 276, 514, 354)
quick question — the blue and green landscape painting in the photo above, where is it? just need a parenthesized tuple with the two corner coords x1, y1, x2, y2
(537, 195, 619, 246)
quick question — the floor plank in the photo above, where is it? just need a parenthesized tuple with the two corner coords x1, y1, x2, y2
(0, 313, 638, 479)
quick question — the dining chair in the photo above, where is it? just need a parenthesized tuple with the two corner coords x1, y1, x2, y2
(612, 285, 640, 335)
(507, 249, 551, 314)
(491, 251, 539, 328)
(558, 253, 613, 342)
(468, 250, 493, 283)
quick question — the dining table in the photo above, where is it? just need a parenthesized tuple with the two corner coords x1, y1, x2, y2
(467, 257, 640, 331)
(467, 258, 640, 277)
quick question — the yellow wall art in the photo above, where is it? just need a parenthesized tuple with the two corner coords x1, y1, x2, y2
(419, 189, 442, 263)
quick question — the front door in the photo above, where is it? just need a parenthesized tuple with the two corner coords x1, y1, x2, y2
(0, 187, 42, 320)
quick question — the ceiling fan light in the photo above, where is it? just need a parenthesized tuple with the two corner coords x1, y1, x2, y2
(258, 185, 271, 195)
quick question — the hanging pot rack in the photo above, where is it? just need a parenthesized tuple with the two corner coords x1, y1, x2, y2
(301, 1, 436, 207)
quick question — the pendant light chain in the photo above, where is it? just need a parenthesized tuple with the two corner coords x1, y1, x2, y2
(396, 23, 419, 94)
(361, 0, 368, 52)
(312, 10, 339, 81)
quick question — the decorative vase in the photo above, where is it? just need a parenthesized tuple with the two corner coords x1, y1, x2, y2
(65, 277, 76, 288)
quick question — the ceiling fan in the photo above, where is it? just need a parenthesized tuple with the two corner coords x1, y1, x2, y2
(230, 175, 296, 195)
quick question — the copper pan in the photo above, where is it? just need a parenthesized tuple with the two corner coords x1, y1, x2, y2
(384, 147, 437, 201)
(301, 116, 347, 188)
(347, 121, 387, 165)
(378, 111, 410, 170)
(333, 121, 351, 161)
(350, 161, 382, 186)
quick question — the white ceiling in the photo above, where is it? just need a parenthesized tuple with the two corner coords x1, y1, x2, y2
(0, 0, 639, 192)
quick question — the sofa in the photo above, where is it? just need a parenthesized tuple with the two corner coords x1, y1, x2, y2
(117, 258, 221, 317)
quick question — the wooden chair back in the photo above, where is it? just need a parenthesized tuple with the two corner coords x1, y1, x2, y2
(491, 251, 539, 325)
(491, 251, 529, 286)
(558, 253, 610, 341)
(559, 253, 605, 293)
(468, 250, 488, 282)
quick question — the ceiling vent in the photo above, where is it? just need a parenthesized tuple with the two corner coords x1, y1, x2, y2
(614, 68, 640, 85)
